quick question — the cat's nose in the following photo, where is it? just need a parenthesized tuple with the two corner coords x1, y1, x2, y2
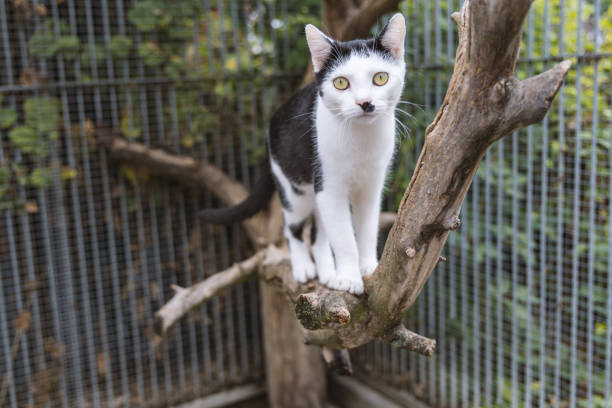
(357, 101, 375, 113)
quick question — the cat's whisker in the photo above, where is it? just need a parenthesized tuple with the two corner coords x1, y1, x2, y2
(394, 107, 418, 124)
(398, 100, 425, 112)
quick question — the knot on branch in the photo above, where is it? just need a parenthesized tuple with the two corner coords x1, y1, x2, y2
(296, 292, 351, 330)
(385, 325, 436, 357)
(443, 215, 462, 231)
(405, 247, 416, 259)
(491, 78, 516, 106)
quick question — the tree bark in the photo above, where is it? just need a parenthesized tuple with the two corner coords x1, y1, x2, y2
(259, 282, 327, 408)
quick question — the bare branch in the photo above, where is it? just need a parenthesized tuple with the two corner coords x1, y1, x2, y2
(337, 0, 402, 41)
(384, 325, 436, 357)
(100, 133, 279, 246)
(103, 135, 248, 206)
(153, 250, 266, 336)
(379, 211, 397, 230)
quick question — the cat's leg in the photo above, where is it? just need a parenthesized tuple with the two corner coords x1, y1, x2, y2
(271, 159, 316, 282)
(316, 188, 363, 294)
(311, 211, 335, 285)
(352, 177, 384, 277)
(283, 210, 316, 283)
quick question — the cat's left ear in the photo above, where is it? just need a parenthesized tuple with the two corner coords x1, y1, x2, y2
(378, 13, 406, 60)
(305, 24, 333, 72)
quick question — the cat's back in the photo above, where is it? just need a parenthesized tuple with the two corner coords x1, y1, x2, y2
(268, 82, 318, 185)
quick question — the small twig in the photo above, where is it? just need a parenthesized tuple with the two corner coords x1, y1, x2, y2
(385, 324, 436, 357)
(153, 249, 267, 336)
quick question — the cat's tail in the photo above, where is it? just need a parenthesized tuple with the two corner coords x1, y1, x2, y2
(199, 161, 275, 224)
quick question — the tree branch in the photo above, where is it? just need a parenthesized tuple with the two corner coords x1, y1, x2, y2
(384, 325, 436, 357)
(153, 249, 266, 336)
(100, 132, 282, 245)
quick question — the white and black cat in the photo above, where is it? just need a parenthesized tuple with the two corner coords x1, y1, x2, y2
(201, 14, 406, 294)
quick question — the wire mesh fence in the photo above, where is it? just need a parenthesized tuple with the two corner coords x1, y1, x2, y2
(0, 0, 611, 407)
(0, 0, 306, 406)
(352, 1, 612, 408)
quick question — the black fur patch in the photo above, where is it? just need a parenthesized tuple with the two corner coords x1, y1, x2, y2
(311, 218, 317, 244)
(289, 221, 306, 240)
(268, 83, 317, 185)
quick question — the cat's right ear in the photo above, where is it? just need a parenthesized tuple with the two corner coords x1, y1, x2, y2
(305, 25, 333, 73)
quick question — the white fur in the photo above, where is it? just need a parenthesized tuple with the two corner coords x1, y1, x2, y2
(282, 16, 406, 294)
(305, 24, 333, 72)
(380, 14, 406, 60)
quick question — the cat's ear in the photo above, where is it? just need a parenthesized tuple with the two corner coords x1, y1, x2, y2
(305, 24, 333, 73)
(379, 13, 406, 60)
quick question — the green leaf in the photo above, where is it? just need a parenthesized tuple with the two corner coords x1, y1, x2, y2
(109, 35, 133, 58)
(0, 108, 17, 129)
(52, 35, 80, 59)
(24, 97, 60, 133)
(8, 126, 37, 152)
(29, 29, 56, 57)
(128, 1, 159, 31)
(80, 43, 106, 68)
(29, 167, 53, 189)
(138, 42, 165, 67)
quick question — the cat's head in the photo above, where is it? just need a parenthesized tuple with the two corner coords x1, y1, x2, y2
(305, 13, 406, 122)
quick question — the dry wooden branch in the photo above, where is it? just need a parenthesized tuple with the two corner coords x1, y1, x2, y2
(142, 0, 569, 360)
(153, 250, 266, 336)
(100, 133, 280, 245)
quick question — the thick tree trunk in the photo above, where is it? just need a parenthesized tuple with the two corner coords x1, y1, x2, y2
(259, 282, 327, 408)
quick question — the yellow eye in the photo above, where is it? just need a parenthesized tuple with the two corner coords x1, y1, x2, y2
(373, 72, 389, 86)
(333, 77, 349, 90)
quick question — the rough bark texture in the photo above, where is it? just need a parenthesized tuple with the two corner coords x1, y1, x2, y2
(104, 0, 571, 401)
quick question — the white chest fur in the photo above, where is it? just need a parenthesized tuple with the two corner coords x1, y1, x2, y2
(315, 98, 396, 191)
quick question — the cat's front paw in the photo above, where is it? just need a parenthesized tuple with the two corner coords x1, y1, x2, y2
(327, 269, 364, 295)
(292, 260, 317, 283)
(360, 261, 378, 277)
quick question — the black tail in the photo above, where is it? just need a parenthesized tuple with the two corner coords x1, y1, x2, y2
(199, 162, 276, 224)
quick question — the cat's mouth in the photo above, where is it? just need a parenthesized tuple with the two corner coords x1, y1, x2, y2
(353, 111, 378, 121)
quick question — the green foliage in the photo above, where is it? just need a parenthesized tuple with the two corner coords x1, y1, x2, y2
(109, 35, 133, 58)
(53, 35, 81, 59)
(397, 1, 612, 406)
(138, 42, 166, 67)
(0, 107, 17, 129)
(1, 95, 61, 205)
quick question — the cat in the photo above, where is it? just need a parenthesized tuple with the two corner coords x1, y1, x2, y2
(200, 13, 406, 294)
